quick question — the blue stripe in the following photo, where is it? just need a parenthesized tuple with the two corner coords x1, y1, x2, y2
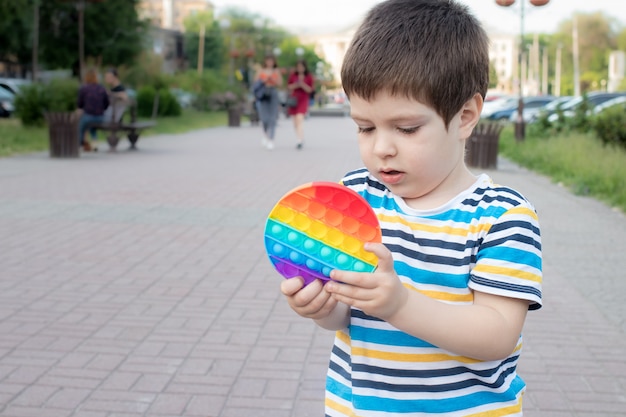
(384, 228, 473, 251)
(395, 261, 469, 288)
(352, 356, 518, 379)
(350, 325, 436, 348)
(336, 376, 526, 413)
(352, 361, 517, 393)
(387, 243, 472, 267)
(489, 220, 541, 239)
(481, 233, 542, 251)
(476, 246, 542, 270)
(471, 275, 542, 300)
(422, 205, 508, 223)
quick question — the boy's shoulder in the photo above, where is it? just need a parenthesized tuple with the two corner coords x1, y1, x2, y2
(341, 168, 536, 214)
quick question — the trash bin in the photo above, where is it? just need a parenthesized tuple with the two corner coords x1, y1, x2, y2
(227, 107, 242, 127)
(465, 122, 503, 169)
(45, 111, 79, 158)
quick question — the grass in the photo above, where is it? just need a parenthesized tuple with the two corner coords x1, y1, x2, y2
(499, 125, 626, 212)
(0, 109, 228, 158)
(0, 118, 48, 157)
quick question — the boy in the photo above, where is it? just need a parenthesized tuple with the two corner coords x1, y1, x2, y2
(280, 0, 542, 416)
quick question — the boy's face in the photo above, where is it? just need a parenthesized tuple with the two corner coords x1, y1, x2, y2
(350, 91, 478, 208)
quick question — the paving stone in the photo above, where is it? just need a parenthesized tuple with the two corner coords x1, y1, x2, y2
(0, 118, 625, 416)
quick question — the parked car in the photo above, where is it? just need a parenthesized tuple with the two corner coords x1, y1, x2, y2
(507, 96, 556, 123)
(527, 96, 573, 123)
(0, 77, 31, 95)
(546, 91, 626, 123)
(481, 96, 517, 119)
(486, 96, 554, 121)
(170, 88, 195, 109)
(0, 86, 15, 117)
(592, 95, 626, 115)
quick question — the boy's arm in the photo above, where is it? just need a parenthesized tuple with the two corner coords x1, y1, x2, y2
(326, 243, 529, 361)
(281, 278, 349, 330)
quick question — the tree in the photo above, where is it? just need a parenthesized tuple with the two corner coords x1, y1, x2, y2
(37, 0, 146, 74)
(0, 0, 36, 76)
(183, 10, 225, 71)
(550, 12, 619, 93)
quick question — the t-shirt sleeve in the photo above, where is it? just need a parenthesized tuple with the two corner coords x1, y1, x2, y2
(469, 203, 543, 310)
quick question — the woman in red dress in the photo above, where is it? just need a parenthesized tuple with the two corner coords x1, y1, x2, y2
(287, 60, 314, 150)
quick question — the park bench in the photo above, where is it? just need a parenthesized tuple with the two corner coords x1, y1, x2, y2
(89, 93, 159, 151)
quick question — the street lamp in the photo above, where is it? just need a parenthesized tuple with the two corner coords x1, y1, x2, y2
(495, 0, 550, 141)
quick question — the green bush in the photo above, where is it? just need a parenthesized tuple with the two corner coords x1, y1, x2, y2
(156, 89, 182, 117)
(14, 84, 47, 126)
(136, 86, 157, 118)
(45, 78, 80, 112)
(592, 104, 626, 149)
(136, 86, 181, 118)
(13, 78, 80, 126)
(172, 70, 224, 96)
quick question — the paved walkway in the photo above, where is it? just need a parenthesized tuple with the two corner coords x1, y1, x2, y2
(0, 116, 625, 417)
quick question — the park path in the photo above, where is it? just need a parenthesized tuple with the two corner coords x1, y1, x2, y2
(0, 116, 624, 416)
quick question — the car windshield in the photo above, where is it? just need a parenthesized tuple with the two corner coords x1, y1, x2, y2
(0, 88, 13, 99)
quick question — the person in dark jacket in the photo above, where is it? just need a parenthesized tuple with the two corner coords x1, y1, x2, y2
(77, 68, 109, 151)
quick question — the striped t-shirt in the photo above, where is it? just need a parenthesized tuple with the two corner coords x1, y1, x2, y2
(325, 168, 542, 417)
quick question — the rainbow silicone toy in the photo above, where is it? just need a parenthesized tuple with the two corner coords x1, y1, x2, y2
(264, 182, 382, 285)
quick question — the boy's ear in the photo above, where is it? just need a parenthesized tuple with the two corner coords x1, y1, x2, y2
(459, 93, 483, 140)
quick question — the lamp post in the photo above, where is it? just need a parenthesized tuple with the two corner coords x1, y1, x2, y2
(495, 0, 550, 141)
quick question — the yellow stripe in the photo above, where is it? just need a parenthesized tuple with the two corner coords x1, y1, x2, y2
(465, 397, 522, 416)
(403, 283, 474, 303)
(378, 213, 492, 236)
(504, 206, 538, 220)
(351, 346, 481, 364)
(473, 264, 542, 283)
(270, 204, 377, 265)
(325, 398, 357, 417)
(378, 206, 537, 237)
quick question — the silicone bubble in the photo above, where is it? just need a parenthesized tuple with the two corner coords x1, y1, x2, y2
(264, 182, 382, 285)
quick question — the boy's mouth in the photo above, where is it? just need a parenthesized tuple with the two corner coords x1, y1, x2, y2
(379, 169, 404, 185)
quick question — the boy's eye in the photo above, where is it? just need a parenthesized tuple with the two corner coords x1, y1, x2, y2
(398, 126, 419, 134)
(357, 126, 375, 134)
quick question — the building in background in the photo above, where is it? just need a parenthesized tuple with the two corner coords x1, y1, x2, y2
(138, 0, 214, 32)
(138, 1, 214, 73)
(299, 25, 357, 87)
(487, 30, 517, 94)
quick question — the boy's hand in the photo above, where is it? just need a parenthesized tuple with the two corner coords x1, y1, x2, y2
(280, 277, 339, 320)
(325, 243, 408, 321)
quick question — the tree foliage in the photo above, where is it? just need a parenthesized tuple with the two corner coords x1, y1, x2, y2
(0, 0, 147, 74)
(183, 12, 225, 72)
(0, 0, 36, 73)
(548, 12, 621, 94)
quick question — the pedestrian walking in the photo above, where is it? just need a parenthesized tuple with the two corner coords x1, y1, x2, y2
(254, 55, 283, 150)
(286, 60, 314, 149)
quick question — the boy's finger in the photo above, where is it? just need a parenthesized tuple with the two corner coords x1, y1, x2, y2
(280, 277, 304, 296)
(364, 242, 394, 272)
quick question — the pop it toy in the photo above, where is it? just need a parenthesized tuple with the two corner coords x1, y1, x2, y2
(264, 182, 382, 285)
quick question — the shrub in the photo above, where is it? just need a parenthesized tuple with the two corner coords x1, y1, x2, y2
(136, 86, 181, 118)
(45, 78, 80, 112)
(136, 86, 157, 118)
(14, 78, 80, 126)
(156, 89, 182, 117)
(14, 84, 47, 126)
(592, 104, 626, 150)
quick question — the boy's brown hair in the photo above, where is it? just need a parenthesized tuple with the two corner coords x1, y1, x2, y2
(341, 0, 489, 127)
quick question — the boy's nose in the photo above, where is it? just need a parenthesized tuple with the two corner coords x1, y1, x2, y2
(372, 133, 397, 158)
